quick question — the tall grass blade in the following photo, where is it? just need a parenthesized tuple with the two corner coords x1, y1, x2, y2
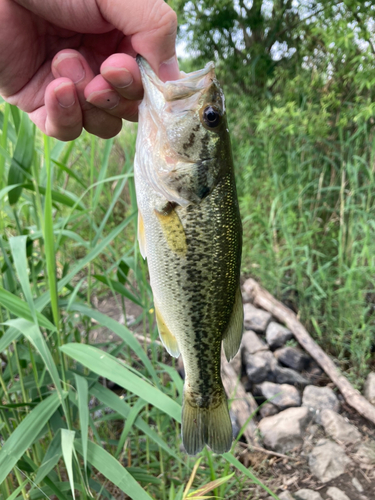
(9, 235, 37, 324)
(61, 429, 76, 500)
(74, 374, 89, 472)
(5, 318, 67, 412)
(61, 343, 182, 422)
(8, 111, 34, 204)
(34, 430, 62, 484)
(223, 453, 280, 499)
(75, 439, 153, 500)
(35, 212, 136, 312)
(115, 399, 146, 458)
(93, 274, 144, 307)
(0, 392, 62, 484)
(6, 479, 28, 500)
(90, 383, 181, 460)
(43, 135, 60, 328)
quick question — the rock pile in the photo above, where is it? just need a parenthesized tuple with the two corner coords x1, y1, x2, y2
(236, 292, 375, 500)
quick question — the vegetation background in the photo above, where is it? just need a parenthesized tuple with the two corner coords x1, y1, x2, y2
(0, 1, 374, 499)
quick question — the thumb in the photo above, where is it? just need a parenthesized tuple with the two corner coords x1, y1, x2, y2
(98, 0, 179, 81)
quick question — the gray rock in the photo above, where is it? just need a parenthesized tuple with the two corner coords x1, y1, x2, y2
(302, 386, 340, 416)
(266, 321, 293, 349)
(258, 406, 312, 453)
(308, 439, 352, 483)
(254, 381, 301, 410)
(230, 411, 240, 439)
(295, 489, 323, 500)
(244, 350, 277, 384)
(243, 303, 271, 332)
(241, 329, 268, 355)
(320, 409, 361, 445)
(326, 487, 350, 500)
(274, 366, 310, 387)
(364, 372, 375, 405)
(229, 351, 242, 377)
(352, 477, 364, 493)
(274, 346, 311, 371)
(278, 492, 294, 500)
(354, 441, 375, 464)
(259, 402, 279, 418)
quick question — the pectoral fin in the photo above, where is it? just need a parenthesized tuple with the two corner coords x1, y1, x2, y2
(155, 304, 180, 358)
(137, 210, 146, 259)
(154, 204, 187, 256)
(222, 286, 244, 361)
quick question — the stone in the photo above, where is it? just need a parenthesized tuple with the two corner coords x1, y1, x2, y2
(274, 346, 311, 371)
(243, 303, 271, 332)
(259, 402, 279, 418)
(229, 351, 242, 377)
(258, 406, 312, 453)
(244, 350, 277, 384)
(320, 408, 361, 445)
(364, 372, 375, 405)
(308, 439, 352, 483)
(274, 366, 310, 387)
(230, 410, 240, 439)
(278, 492, 294, 500)
(353, 441, 375, 464)
(295, 489, 323, 500)
(352, 477, 364, 493)
(254, 381, 301, 409)
(266, 321, 293, 349)
(241, 329, 268, 354)
(302, 386, 340, 415)
(326, 487, 350, 500)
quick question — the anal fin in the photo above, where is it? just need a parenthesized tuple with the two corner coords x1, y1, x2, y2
(137, 210, 146, 259)
(222, 286, 244, 361)
(155, 304, 180, 358)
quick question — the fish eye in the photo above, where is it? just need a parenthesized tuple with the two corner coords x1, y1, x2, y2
(203, 106, 221, 128)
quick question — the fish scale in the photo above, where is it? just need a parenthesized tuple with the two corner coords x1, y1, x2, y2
(134, 57, 243, 455)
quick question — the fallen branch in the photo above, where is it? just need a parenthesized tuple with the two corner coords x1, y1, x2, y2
(237, 441, 298, 461)
(243, 278, 375, 425)
(221, 351, 260, 445)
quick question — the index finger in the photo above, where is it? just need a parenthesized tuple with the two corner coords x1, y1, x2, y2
(98, 0, 179, 81)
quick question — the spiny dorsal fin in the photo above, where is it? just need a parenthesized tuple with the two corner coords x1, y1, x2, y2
(222, 286, 244, 361)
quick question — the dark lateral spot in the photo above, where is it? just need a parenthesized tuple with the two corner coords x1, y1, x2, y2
(182, 132, 195, 150)
(199, 186, 210, 199)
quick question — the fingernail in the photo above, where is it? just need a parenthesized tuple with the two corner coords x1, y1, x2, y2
(86, 90, 120, 109)
(54, 82, 76, 108)
(101, 67, 133, 88)
(159, 55, 180, 82)
(54, 54, 85, 83)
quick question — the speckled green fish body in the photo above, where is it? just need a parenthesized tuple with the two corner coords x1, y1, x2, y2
(134, 57, 243, 455)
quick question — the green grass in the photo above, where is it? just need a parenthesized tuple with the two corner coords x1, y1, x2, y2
(0, 102, 281, 500)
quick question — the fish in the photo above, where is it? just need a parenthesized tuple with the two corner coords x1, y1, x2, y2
(134, 56, 243, 455)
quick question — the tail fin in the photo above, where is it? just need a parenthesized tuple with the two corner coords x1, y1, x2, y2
(181, 389, 233, 455)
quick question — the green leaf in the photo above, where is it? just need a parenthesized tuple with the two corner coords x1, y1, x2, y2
(52, 159, 86, 188)
(8, 111, 34, 204)
(0, 326, 21, 352)
(67, 303, 156, 382)
(75, 439, 153, 500)
(187, 474, 234, 498)
(0, 392, 62, 484)
(61, 343, 181, 423)
(61, 429, 76, 500)
(93, 274, 144, 307)
(34, 430, 62, 485)
(90, 383, 180, 461)
(74, 374, 89, 471)
(0, 287, 56, 331)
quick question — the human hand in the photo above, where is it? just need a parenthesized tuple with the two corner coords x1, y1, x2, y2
(0, 0, 178, 140)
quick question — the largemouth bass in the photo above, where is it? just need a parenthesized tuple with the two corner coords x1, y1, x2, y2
(134, 57, 243, 455)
